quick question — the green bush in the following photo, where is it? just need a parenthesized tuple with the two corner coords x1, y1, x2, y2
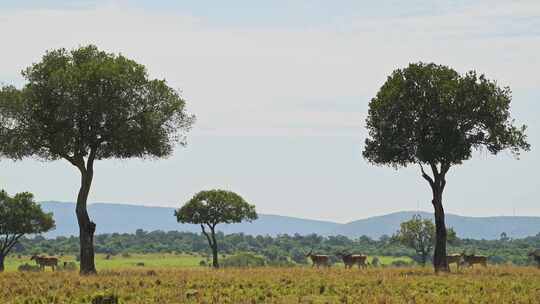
(17, 263, 41, 272)
(221, 252, 266, 268)
(58, 261, 78, 271)
(391, 260, 413, 267)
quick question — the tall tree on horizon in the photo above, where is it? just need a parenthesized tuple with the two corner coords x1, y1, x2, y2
(0, 45, 195, 274)
(363, 62, 529, 272)
(176, 190, 258, 268)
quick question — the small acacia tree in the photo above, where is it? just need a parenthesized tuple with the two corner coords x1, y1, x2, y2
(0, 190, 55, 271)
(394, 215, 456, 266)
(0, 45, 194, 274)
(175, 190, 257, 268)
(363, 62, 529, 272)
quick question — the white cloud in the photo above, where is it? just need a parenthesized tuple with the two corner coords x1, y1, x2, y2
(0, 3, 538, 222)
(1, 4, 538, 137)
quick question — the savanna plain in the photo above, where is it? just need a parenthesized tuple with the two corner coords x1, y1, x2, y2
(1, 255, 539, 304)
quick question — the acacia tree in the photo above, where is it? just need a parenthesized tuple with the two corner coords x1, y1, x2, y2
(0, 45, 195, 274)
(175, 190, 257, 268)
(394, 215, 456, 266)
(0, 190, 55, 271)
(363, 62, 529, 272)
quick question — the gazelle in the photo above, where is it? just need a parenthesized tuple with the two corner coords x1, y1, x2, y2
(528, 249, 540, 268)
(460, 253, 487, 268)
(305, 250, 330, 268)
(30, 255, 59, 271)
(337, 252, 367, 269)
(447, 254, 463, 269)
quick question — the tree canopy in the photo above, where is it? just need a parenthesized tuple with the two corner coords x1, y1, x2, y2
(363, 62, 529, 272)
(0, 190, 55, 271)
(0, 45, 195, 274)
(363, 62, 529, 168)
(176, 190, 257, 227)
(0, 45, 194, 162)
(176, 190, 257, 268)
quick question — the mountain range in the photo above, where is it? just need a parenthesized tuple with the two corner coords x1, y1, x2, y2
(40, 202, 540, 240)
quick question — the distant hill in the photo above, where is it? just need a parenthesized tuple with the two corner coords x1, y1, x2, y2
(40, 202, 540, 240)
(40, 202, 340, 238)
(335, 211, 540, 240)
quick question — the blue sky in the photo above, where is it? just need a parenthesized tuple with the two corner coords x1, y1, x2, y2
(0, 1, 539, 222)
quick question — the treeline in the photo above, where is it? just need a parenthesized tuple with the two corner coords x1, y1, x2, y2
(13, 230, 540, 266)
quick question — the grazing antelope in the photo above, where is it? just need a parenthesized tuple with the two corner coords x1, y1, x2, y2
(305, 250, 330, 268)
(337, 252, 367, 269)
(460, 253, 487, 268)
(447, 254, 463, 269)
(528, 249, 540, 268)
(30, 255, 59, 271)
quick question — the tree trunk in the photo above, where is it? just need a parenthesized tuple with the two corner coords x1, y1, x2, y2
(76, 169, 97, 275)
(420, 163, 450, 273)
(0, 254, 5, 272)
(211, 244, 219, 269)
(432, 190, 449, 273)
(210, 228, 219, 268)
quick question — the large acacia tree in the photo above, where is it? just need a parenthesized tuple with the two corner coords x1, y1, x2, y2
(175, 190, 257, 268)
(0, 45, 195, 274)
(363, 62, 529, 272)
(0, 190, 55, 272)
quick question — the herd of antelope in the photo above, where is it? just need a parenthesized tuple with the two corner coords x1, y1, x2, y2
(22, 249, 540, 271)
(304, 250, 368, 269)
(305, 250, 497, 269)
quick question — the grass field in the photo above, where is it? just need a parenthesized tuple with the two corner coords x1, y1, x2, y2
(0, 266, 539, 303)
(4, 254, 204, 272)
(3, 254, 413, 272)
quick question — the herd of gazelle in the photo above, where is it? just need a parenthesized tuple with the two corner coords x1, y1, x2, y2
(306, 250, 493, 269)
(305, 250, 369, 269)
(24, 249, 540, 271)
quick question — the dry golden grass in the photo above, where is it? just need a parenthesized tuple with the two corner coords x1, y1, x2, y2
(1, 266, 539, 303)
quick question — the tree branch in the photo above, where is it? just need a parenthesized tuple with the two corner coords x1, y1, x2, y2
(200, 224, 213, 248)
(418, 163, 434, 187)
(0, 234, 18, 255)
(0, 234, 7, 254)
(5, 233, 23, 254)
(429, 162, 440, 180)
(86, 147, 97, 171)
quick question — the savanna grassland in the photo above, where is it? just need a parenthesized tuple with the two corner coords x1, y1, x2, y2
(3, 254, 414, 272)
(1, 266, 539, 303)
(3, 254, 203, 272)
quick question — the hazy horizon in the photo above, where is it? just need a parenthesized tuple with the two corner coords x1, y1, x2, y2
(1, 0, 539, 222)
(40, 200, 540, 225)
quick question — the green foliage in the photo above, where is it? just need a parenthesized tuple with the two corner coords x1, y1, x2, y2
(17, 263, 41, 272)
(0, 45, 195, 162)
(57, 261, 78, 272)
(394, 215, 457, 265)
(0, 190, 54, 270)
(176, 190, 257, 226)
(394, 215, 435, 265)
(221, 252, 267, 267)
(363, 62, 529, 168)
(0, 191, 55, 237)
(175, 189, 257, 268)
